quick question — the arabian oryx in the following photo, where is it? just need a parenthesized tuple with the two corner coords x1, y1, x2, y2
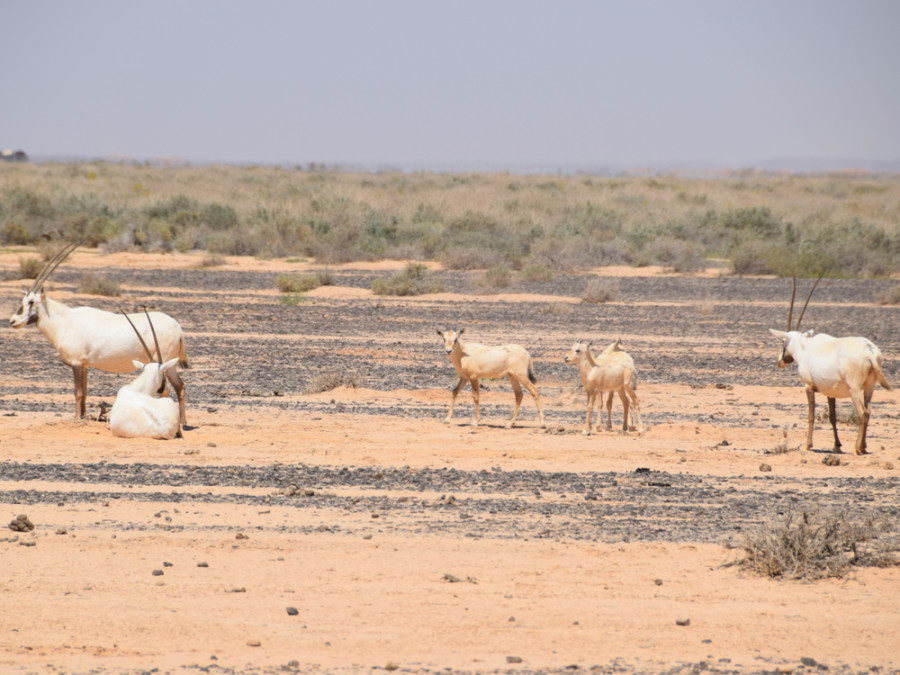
(436, 328, 545, 428)
(769, 277, 891, 454)
(564, 339, 644, 436)
(9, 240, 190, 423)
(110, 311, 182, 439)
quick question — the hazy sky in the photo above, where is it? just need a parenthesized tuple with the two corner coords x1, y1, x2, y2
(3, 1, 899, 172)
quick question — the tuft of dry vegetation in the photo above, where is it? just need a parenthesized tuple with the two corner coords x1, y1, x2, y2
(302, 368, 359, 394)
(734, 508, 898, 580)
(77, 273, 121, 297)
(581, 277, 620, 304)
(878, 282, 900, 305)
(276, 269, 334, 294)
(2, 161, 900, 278)
(17, 256, 43, 279)
(372, 263, 443, 296)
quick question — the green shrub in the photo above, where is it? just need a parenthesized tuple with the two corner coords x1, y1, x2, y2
(482, 264, 513, 289)
(372, 263, 443, 296)
(276, 270, 333, 293)
(520, 264, 553, 282)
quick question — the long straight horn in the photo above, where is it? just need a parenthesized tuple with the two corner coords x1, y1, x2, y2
(122, 312, 154, 362)
(795, 274, 824, 331)
(143, 308, 163, 364)
(30, 237, 87, 293)
(786, 277, 797, 332)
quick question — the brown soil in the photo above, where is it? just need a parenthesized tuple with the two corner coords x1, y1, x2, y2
(1, 249, 899, 675)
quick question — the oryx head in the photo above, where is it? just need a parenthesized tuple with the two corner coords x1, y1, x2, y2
(436, 328, 464, 354)
(9, 239, 84, 329)
(124, 309, 172, 396)
(768, 275, 822, 367)
(564, 340, 592, 364)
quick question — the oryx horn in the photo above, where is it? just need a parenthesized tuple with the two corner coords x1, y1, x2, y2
(122, 311, 155, 363)
(29, 237, 87, 293)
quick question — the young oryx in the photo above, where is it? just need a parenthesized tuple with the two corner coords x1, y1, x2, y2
(436, 328, 545, 428)
(769, 277, 891, 454)
(110, 311, 181, 439)
(564, 339, 644, 436)
(9, 240, 190, 423)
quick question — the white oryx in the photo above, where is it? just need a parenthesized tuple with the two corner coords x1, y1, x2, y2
(769, 277, 891, 455)
(564, 339, 644, 436)
(9, 240, 190, 423)
(110, 311, 182, 439)
(436, 328, 545, 428)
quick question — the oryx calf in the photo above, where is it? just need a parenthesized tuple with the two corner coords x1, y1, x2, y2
(109, 312, 182, 439)
(564, 339, 644, 436)
(9, 240, 190, 423)
(436, 328, 545, 428)
(769, 277, 891, 454)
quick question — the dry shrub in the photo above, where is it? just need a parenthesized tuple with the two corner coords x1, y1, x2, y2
(302, 368, 359, 394)
(17, 256, 44, 279)
(878, 282, 900, 305)
(735, 507, 898, 580)
(78, 273, 121, 297)
(276, 272, 330, 293)
(196, 253, 227, 268)
(581, 277, 620, 304)
(538, 302, 574, 316)
(372, 263, 443, 296)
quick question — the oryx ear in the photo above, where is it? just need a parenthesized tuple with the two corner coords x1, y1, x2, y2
(457, 328, 465, 336)
(769, 329, 788, 339)
(435, 328, 443, 337)
(162, 357, 180, 371)
(803, 329, 815, 337)
(132, 360, 145, 370)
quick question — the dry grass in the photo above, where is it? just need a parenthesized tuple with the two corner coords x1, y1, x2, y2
(77, 273, 121, 297)
(302, 368, 359, 394)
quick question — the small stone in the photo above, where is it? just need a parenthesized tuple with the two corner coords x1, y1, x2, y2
(822, 455, 841, 467)
(247, 640, 261, 647)
(55, 528, 68, 535)
(197, 561, 209, 567)
(235, 532, 249, 540)
(385, 662, 399, 671)
(506, 656, 523, 664)
(152, 570, 164, 576)
(654, 579, 663, 586)
(676, 617, 691, 626)
(800, 657, 817, 668)
(443, 573, 462, 583)
(759, 463, 773, 472)
(286, 607, 299, 616)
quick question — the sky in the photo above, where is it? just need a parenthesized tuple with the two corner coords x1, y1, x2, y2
(3, 1, 900, 173)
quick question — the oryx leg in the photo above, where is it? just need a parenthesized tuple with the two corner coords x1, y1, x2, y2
(507, 375, 525, 428)
(166, 368, 187, 426)
(805, 388, 816, 451)
(520, 378, 545, 428)
(849, 388, 872, 455)
(827, 397, 842, 453)
(583, 391, 597, 436)
(72, 365, 88, 419)
(619, 388, 631, 433)
(470, 377, 481, 426)
(603, 391, 615, 430)
(444, 377, 467, 424)
(627, 387, 644, 433)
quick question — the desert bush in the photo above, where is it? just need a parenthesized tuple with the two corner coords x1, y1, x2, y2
(633, 236, 707, 272)
(520, 263, 553, 282)
(480, 264, 513, 290)
(538, 302, 575, 316)
(878, 283, 900, 305)
(280, 292, 307, 306)
(196, 253, 227, 268)
(18, 256, 44, 279)
(372, 262, 443, 296)
(581, 277, 619, 304)
(734, 507, 897, 579)
(302, 367, 359, 394)
(276, 270, 333, 293)
(78, 273, 121, 297)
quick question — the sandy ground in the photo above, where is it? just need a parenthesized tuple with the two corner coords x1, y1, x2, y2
(1, 249, 899, 675)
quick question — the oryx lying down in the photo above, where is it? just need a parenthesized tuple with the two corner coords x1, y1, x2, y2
(436, 328, 545, 428)
(110, 311, 182, 439)
(564, 339, 644, 436)
(769, 277, 891, 454)
(8, 240, 190, 423)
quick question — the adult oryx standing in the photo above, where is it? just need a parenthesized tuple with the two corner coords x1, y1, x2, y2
(8, 240, 190, 423)
(768, 277, 890, 455)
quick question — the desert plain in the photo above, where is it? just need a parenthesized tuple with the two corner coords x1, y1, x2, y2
(1, 248, 899, 675)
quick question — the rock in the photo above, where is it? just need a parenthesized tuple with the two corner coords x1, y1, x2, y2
(443, 573, 462, 583)
(800, 657, 818, 668)
(286, 607, 299, 616)
(152, 570, 164, 576)
(822, 455, 841, 467)
(247, 640, 261, 647)
(385, 662, 399, 671)
(506, 656, 523, 664)
(676, 617, 691, 626)
(197, 561, 209, 567)
(759, 463, 773, 472)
